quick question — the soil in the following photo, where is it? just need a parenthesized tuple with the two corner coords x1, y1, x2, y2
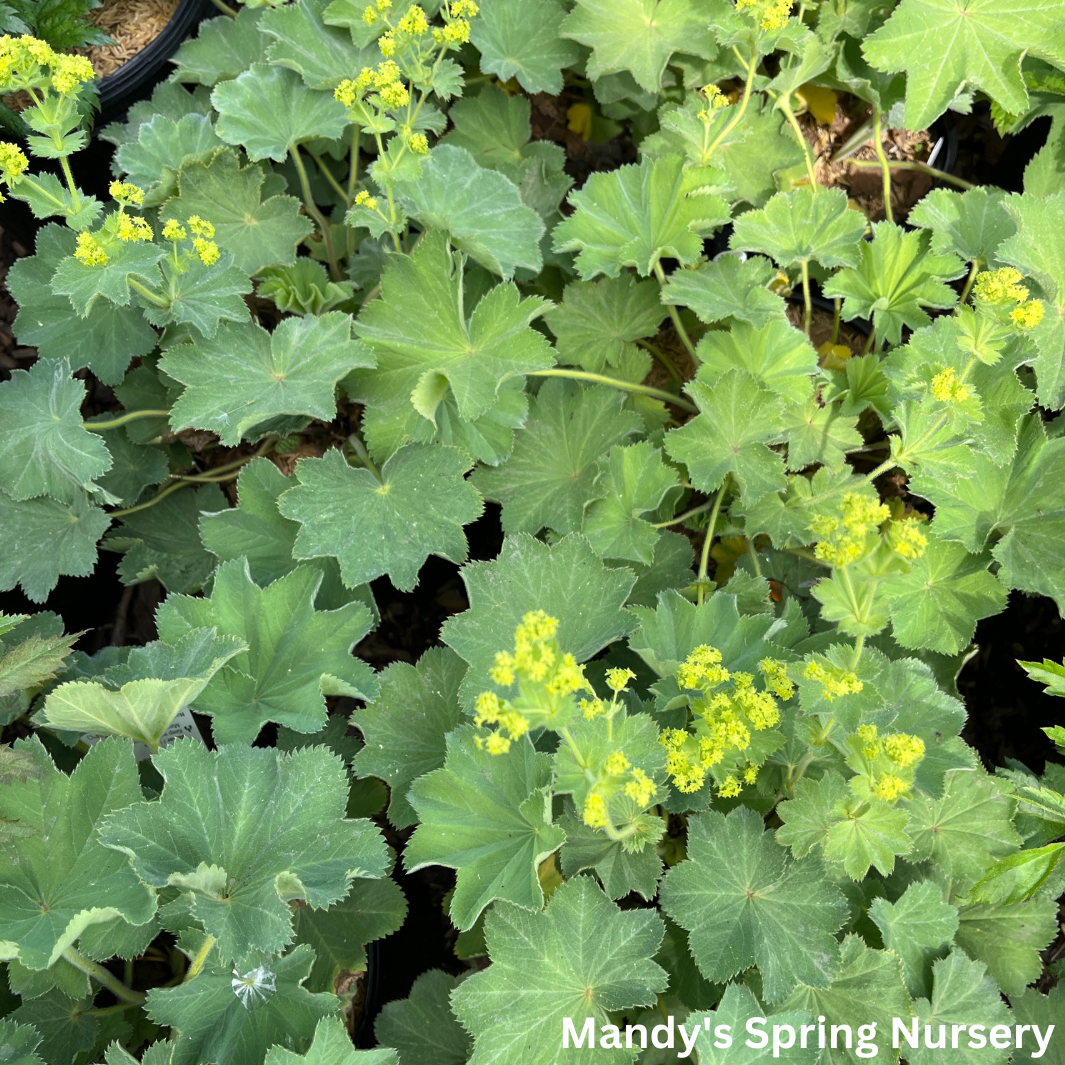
(79, 0, 180, 79)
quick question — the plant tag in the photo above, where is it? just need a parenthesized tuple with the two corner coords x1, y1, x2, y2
(81, 706, 206, 762)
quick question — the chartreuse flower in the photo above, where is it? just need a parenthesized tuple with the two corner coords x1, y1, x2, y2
(0, 35, 94, 94)
(802, 659, 863, 701)
(0, 141, 28, 202)
(736, 0, 793, 32)
(660, 645, 792, 797)
(972, 266, 1045, 332)
(845, 723, 926, 803)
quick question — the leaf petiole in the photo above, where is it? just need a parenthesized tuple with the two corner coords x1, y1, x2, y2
(527, 369, 698, 413)
(62, 946, 146, 1005)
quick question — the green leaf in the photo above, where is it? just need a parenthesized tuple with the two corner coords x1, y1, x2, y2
(103, 483, 225, 594)
(100, 742, 387, 963)
(553, 155, 729, 278)
(780, 936, 912, 1065)
(880, 536, 1007, 656)
(0, 738, 156, 970)
(291, 878, 407, 994)
(145, 938, 339, 1065)
(267, 1018, 397, 1065)
(277, 445, 483, 593)
(50, 240, 167, 317)
(665, 369, 787, 502)
(907, 187, 1015, 268)
(471, 381, 642, 537)
(450, 876, 667, 1065)
(9, 991, 95, 1065)
(394, 145, 544, 280)
(374, 969, 470, 1065)
(905, 767, 1021, 884)
(662, 255, 788, 329)
(582, 442, 679, 564)
(610, 528, 695, 609)
(162, 149, 313, 275)
(36, 629, 244, 749)
(155, 558, 377, 743)
(560, 0, 717, 92)
(0, 360, 111, 504)
(954, 898, 1059, 997)
(0, 492, 110, 604)
(999, 190, 1065, 409)
(144, 253, 253, 339)
(441, 533, 637, 706)
(0, 617, 76, 699)
(695, 319, 818, 404)
(405, 727, 565, 930)
(351, 647, 466, 829)
(776, 772, 912, 879)
(171, 8, 268, 86)
(862, 0, 1065, 131)
(869, 880, 958, 1000)
(968, 843, 1065, 905)
(730, 187, 867, 270)
(471, 0, 580, 95)
(198, 457, 370, 610)
(161, 313, 371, 446)
(95, 432, 168, 508)
(689, 983, 817, 1064)
(1019, 657, 1065, 696)
(261, 0, 375, 89)
(114, 113, 222, 207)
(1012, 986, 1065, 1065)
(659, 807, 847, 1003)
(782, 399, 862, 471)
(558, 807, 663, 900)
(212, 63, 349, 162)
(0, 1019, 43, 1065)
(7, 226, 157, 385)
(348, 231, 553, 449)
(544, 276, 666, 373)
(823, 223, 964, 347)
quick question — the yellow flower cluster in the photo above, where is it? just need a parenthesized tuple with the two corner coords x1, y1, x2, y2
(189, 216, 214, 239)
(1010, 300, 1044, 330)
(74, 231, 107, 266)
(163, 219, 187, 241)
(872, 774, 909, 801)
(810, 492, 890, 567)
(159, 215, 219, 265)
(0, 141, 28, 179)
(930, 366, 971, 403)
(803, 659, 863, 700)
(736, 0, 793, 31)
(697, 83, 729, 121)
(0, 37, 95, 93)
(606, 667, 635, 693)
(397, 3, 429, 34)
(677, 644, 730, 691)
(355, 189, 379, 211)
(361, 0, 391, 24)
(973, 267, 1044, 331)
(408, 132, 429, 154)
(582, 764, 657, 826)
(758, 657, 794, 700)
(886, 516, 928, 561)
(109, 180, 145, 206)
(116, 215, 153, 243)
(472, 691, 529, 755)
(848, 724, 925, 803)
(580, 696, 605, 719)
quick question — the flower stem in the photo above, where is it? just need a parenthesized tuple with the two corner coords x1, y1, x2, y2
(347, 433, 382, 481)
(108, 479, 189, 518)
(653, 498, 716, 529)
(778, 94, 818, 187)
(208, 0, 238, 16)
(696, 477, 728, 606)
(635, 338, 683, 384)
(845, 158, 974, 190)
(85, 409, 170, 431)
(528, 369, 697, 413)
(654, 263, 698, 363)
(62, 947, 146, 1006)
(706, 45, 758, 157)
(800, 259, 813, 336)
(871, 109, 894, 224)
(290, 146, 340, 281)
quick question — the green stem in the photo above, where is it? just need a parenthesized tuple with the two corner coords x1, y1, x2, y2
(653, 498, 716, 529)
(290, 147, 340, 281)
(845, 158, 974, 190)
(850, 635, 865, 671)
(85, 409, 170, 431)
(706, 46, 758, 157)
(183, 935, 216, 982)
(16, 175, 67, 209)
(58, 155, 81, 213)
(62, 947, 145, 1006)
(128, 278, 170, 309)
(654, 263, 698, 363)
(696, 478, 728, 606)
(831, 296, 841, 344)
(747, 536, 762, 579)
(528, 369, 697, 414)
(347, 125, 361, 257)
(207, 0, 238, 15)
(108, 479, 189, 519)
(310, 152, 351, 206)
(959, 259, 981, 305)
(635, 338, 683, 385)
(75, 1001, 142, 1017)
(871, 109, 894, 224)
(800, 259, 813, 336)
(778, 94, 818, 187)
(347, 433, 382, 481)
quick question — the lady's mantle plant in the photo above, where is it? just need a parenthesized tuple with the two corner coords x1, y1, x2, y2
(2, 0, 1065, 1061)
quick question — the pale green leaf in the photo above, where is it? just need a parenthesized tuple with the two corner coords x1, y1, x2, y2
(659, 807, 847, 1002)
(689, 983, 816, 1064)
(968, 843, 1065, 905)
(0, 738, 156, 970)
(277, 445, 483, 592)
(267, 1018, 397, 1065)
(558, 808, 663, 901)
(471, 0, 581, 95)
(954, 898, 1059, 997)
(95, 432, 168, 508)
(782, 398, 862, 471)
(171, 8, 268, 86)
(100, 743, 388, 963)
(155, 558, 377, 743)
(374, 969, 470, 1065)
(440, 533, 637, 706)
(1012, 986, 1065, 1065)
(0, 1019, 43, 1065)
(662, 254, 788, 328)
(351, 647, 465, 829)
(471, 381, 642, 537)
(9, 991, 95, 1065)
(212, 63, 350, 162)
(50, 240, 166, 317)
(143, 253, 253, 339)
(450, 876, 667, 1065)
(553, 155, 729, 278)
(907, 187, 1015, 268)
(0, 618, 76, 700)
(405, 728, 566, 930)
(261, 0, 375, 89)
(560, 0, 717, 93)
(161, 313, 372, 445)
(114, 113, 222, 207)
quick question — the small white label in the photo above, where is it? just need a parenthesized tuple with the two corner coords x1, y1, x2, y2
(81, 706, 205, 762)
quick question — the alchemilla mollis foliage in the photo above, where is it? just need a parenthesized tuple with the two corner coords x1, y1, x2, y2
(1, 0, 1065, 1061)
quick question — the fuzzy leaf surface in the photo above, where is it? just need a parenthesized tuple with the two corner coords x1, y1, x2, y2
(471, 0, 580, 95)
(374, 969, 470, 1065)
(662, 255, 788, 328)
(266, 1017, 397, 1065)
(100, 742, 387, 963)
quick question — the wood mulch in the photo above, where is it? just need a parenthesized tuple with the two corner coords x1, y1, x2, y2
(79, 0, 180, 78)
